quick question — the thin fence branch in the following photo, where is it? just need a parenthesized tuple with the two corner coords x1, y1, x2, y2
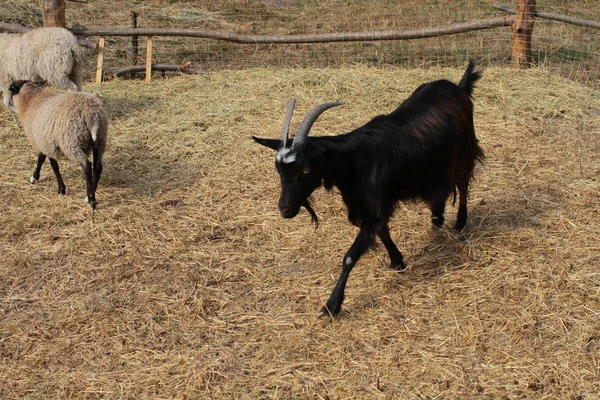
(0, 18, 512, 43)
(111, 63, 199, 78)
(493, 4, 600, 29)
(0, 23, 30, 33)
(63, 16, 514, 43)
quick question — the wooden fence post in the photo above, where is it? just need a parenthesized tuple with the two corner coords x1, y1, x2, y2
(130, 11, 139, 79)
(96, 38, 105, 84)
(145, 37, 153, 81)
(511, 0, 536, 68)
(42, 0, 66, 28)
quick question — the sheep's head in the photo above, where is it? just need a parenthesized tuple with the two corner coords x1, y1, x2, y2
(253, 99, 344, 225)
(8, 80, 46, 96)
(8, 80, 46, 110)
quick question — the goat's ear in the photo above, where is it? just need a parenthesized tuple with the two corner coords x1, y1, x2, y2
(252, 136, 281, 151)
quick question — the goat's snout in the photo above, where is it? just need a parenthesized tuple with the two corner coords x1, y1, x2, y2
(278, 200, 300, 218)
(279, 205, 296, 219)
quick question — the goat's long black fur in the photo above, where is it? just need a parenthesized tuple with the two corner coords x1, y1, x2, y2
(253, 61, 484, 318)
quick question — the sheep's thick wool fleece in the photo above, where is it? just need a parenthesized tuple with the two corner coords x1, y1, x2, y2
(0, 28, 82, 91)
(17, 89, 108, 164)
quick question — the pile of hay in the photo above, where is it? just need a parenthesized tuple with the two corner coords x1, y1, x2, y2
(0, 66, 598, 398)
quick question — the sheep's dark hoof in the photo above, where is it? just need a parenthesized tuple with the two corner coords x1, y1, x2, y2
(58, 187, 66, 195)
(432, 216, 444, 228)
(89, 201, 97, 210)
(389, 261, 407, 271)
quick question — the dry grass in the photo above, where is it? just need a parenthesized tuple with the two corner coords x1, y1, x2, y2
(0, 66, 599, 399)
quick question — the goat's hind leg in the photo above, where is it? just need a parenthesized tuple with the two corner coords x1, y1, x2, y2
(454, 183, 469, 231)
(430, 191, 448, 228)
(377, 224, 406, 271)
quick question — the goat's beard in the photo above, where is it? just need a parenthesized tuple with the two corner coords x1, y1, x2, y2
(303, 199, 319, 228)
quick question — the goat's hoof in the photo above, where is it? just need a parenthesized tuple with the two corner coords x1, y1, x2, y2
(317, 308, 332, 321)
(30, 176, 38, 184)
(318, 304, 340, 321)
(85, 196, 97, 209)
(432, 217, 444, 228)
(58, 187, 66, 195)
(389, 261, 407, 271)
(453, 222, 467, 232)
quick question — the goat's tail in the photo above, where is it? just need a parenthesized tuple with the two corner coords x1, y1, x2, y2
(458, 60, 481, 98)
(452, 61, 485, 208)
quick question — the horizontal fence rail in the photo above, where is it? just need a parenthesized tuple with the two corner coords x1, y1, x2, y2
(0, 2, 597, 86)
(493, 4, 600, 29)
(2, 17, 515, 43)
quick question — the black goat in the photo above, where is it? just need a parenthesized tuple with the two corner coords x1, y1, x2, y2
(253, 61, 484, 318)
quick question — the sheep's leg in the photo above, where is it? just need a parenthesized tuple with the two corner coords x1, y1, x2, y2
(30, 153, 47, 184)
(377, 224, 406, 271)
(55, 76, 81, 92)
(68, 65, 83, 92)
(92, 147, 103, 192)
(319, 226, 374, 319)
(70, 73, 82, 92)
(3, 92, 17, 113)
(454, 184, 468, 231)
(81, 160, 96, 209)
(48, 158, 66, 195)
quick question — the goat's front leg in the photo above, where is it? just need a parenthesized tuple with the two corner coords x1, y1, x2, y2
(319, 226, 375, 319)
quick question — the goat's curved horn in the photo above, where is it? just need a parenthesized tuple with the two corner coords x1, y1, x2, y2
(292, 101, 345, 151)
(280, 98, 296, 148)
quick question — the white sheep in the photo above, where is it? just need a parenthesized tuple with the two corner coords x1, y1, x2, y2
(9, 80, 108, 209)
(0, 27, 82, 111)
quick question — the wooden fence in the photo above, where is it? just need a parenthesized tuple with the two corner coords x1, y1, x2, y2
(0, 0, 598, 82)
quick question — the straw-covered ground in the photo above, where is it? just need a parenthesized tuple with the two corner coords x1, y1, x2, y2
(0, 66, 598, 399)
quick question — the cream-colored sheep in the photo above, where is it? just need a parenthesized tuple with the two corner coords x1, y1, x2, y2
(9, 80, 108, 209)
(0, 27, 82, 111)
